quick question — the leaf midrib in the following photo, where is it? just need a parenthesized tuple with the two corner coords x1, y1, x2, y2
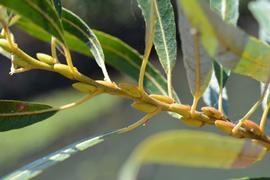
(154, 0, 171, 73)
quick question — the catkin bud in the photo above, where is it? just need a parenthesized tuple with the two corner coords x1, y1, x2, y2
(192, 112, 213, 124)
(119, 83, 142, 98)
(215, 120, 244, 138)
(181, 117, 204, 127)
(201, 106, 224, 119)
(54, 64, 75, 79)
(72, 82, 97, 94)
(36, 53, 55, 65)
(131, 102, 158, 113)
(0, 39, 11, 52)
(149, 94, 174, 104)
(242, 120, 262, 136)
(215, 120, 235, 134)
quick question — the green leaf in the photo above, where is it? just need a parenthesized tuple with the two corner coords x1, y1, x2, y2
(178, 6, 213, 97)
(210, 0, 239, 25)
(62, 8, 110, 81)
(0, 100, 57, 131)
(2, 130, 119, 180)
(120, 130, 267, 180)
(153, 0, 177, 81)
(0, 0, 64, 43)
(137, 0, 156, 56)
(176, 0, 270, 83)
(15, 17, 180, 104)
(249, 0, 270, 119)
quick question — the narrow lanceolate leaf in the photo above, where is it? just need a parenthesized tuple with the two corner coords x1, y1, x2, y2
(177, 0, 270, 83)
(51, 0, 62, 17)
(249, 0, 270, 119)
(119, 130, 267, 180)
(178, 6, 213, 97)
(153, 0, 177, 96)
(61, 8, 110, 81)
(231, 177, 270, 180)
(2, 130, 119, 180)
(137, 0, 155, 56)
(16, 18, 181, 105)
(210, 0, 239, 25)
(0, 100, 57, 131)
(0, 0, 64, 43)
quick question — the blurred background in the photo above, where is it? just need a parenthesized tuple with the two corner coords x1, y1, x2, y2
(0, 0, 270, 179)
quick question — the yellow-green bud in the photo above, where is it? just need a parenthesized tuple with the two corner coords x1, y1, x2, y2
(149, 94, 174, 104)
(0, 39, 11, 52)
(131, 102, 158, 113)
(119, 83, 142, 98)
(72, 82, 97, 94)
(201, 106, 224, 120)
(215, 120, 235, 135)
(36, 53, 55, 65)
(242, 120, 262, 136)
(54, 64, 75, 79)
(181, 117, 204, 127)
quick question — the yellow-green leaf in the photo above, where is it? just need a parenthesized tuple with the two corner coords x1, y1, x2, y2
(249, 0, 270, 120)
(203, 0, 239, 114)
(177, 0, 270, 83)
(120, 130, 267, 180)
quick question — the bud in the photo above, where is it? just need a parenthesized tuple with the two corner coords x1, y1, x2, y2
(36, 53, 55, 65)
(192, 111, 213, 124)
(215, 120, 235, 134)
(201, 106, 224, 119)
(0, 39, 11, 52)
(181, 117, 204, 127)
(72, 82, 97, 94)
(149, 94, 174, 104)
(131, 102, 158, 113)
(119, 83, 142, 98)
(169, 104, 191, 117)
(54, 64, 75, 79)
(242, 120, 262, 136)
